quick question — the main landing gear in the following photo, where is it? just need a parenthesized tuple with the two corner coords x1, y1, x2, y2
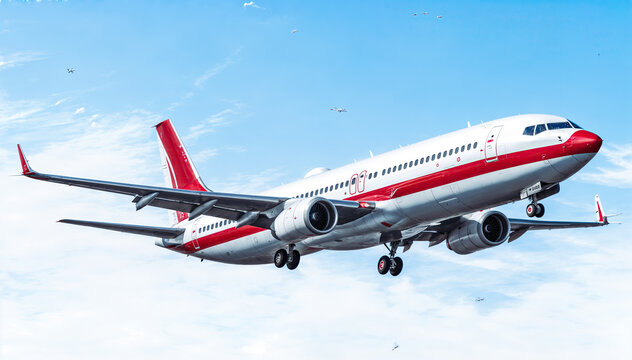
(525, 196, 545, 218)
(274, 244, 301, 270)
(377, 241, 403, 276)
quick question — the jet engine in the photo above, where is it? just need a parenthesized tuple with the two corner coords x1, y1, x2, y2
(272, 197, 338, 241)
(446, 211, 510, 255)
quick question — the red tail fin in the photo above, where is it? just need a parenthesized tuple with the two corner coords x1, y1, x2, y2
(155, 119, 209, 223)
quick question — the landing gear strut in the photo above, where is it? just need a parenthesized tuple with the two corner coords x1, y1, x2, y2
(377, 241, 403, 276)
(526, 196, 545, 218)
(274, 245, 300, 270)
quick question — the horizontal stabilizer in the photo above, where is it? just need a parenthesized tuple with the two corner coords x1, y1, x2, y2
(58, 219, 185, 239)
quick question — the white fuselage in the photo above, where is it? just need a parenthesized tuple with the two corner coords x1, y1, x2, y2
(159, 114, 598, 264)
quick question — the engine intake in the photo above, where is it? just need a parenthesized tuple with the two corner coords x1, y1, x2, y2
(446, 211, 510, 255)
(272, 197, 338, 241)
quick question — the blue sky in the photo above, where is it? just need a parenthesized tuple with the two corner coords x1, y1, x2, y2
(1, 1, 631, 359)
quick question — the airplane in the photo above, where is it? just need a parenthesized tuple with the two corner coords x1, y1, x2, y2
(66, 68, 75, 74)
(392, 342, 399, 351)
(330, 107, 347, 112)
(291, 29, 298, 34)
(475, 297, 485, 302)
(17, 114, 609, 276)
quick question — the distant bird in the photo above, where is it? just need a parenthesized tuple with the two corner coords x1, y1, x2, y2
(412, 13, 418, 16)
(392, 342, 399, 351)
(330, 107, 347, 113)
(291, 29, 298, 34)
(67, 68, 75, 74)
(475, 297, 485, 302)
(422, 12, 429, 15)
(436, 15, 443, 19)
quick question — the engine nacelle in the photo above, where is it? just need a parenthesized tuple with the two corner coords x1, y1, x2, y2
(446, 211, 510, 255)
(272, 197, 338, 241)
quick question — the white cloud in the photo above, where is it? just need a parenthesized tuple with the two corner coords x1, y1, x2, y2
(74, 107, 85, 115)
(193, 48, 241, 88)
(185, 107, 240, 141)
(581, 144, 632, 188)
(243, 1, 262, 9)
(0, 51, 46, 71)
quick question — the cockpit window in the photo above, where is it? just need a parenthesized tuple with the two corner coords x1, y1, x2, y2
(547, 122, 572, 130)
(568, 120, 582, 129)
(523, 125, 535, 136)
(535, 124, 546, 135)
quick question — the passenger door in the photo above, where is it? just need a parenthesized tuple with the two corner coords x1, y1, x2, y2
(485, 126, 503, 162)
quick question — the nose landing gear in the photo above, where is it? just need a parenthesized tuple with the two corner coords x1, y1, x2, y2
(526, 197, 545, 218)
(377, 241, 403, 276)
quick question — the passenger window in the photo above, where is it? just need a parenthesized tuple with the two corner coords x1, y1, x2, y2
(420, 158, 424, 164)
(224, 220, 227, 226)
(449, 149, 453, 156)
(368, 173, 372, 179)
(382, 169, 386, 175)
(310, 191, 314, 196)
(473, 142, 478, 149)
(392, 166, 397, 172)
(467, 144, 471, 150)
(523, 125, 535, 136)
(414, 159, 418, 166)
(454, 147, 458, 154)
(437, 152, 441, 159)
(329, 185, 333, 191)
(345, 180, 349, 187)
(335, 183, 338, 190)
(340, 182, 344, 188)
(426, 156, 430, 162)
(320, 188, 324, 194)
(374, 171, 378, 178)
(409, 161, 413, 167)
(402, 163, 406, 170)
(535, 124, 546, 135)
(461, 145, 465, 152)
(431, 154, 436, 161)
(387, 168, 391, 174)
(547, 122, 572, 130)
(324, 187, 328, 193)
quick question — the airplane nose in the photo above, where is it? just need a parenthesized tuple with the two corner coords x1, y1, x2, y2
(568, 130, 602, 155)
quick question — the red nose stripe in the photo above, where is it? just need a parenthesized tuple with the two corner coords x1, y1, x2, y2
(567, 130, 602, 155)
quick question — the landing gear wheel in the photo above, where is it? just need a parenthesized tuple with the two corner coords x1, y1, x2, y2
(274, 249, 288, 268)
(535, 203, 545, 218)
(286, 250, 300, 270)
(526, 203, 537, 217)
(390, 257, 403, 276)
(377, 255, 391, 275)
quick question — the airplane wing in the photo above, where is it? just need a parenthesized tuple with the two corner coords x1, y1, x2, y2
(58, 219, 185, 239)
(402, 195, 609, 246)
(17, 145, 374, 227)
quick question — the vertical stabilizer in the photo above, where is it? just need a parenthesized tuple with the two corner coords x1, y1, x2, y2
(155, 119, 210, 224)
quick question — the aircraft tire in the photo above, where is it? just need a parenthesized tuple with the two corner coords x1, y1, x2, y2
(377, 256, 391, 275)
(390, 257, 403, 276)
(274, 249, 288, 268)
(535, 204, 545, 218)
(526, 203, 537, 217)
(286, 250, 300, 270)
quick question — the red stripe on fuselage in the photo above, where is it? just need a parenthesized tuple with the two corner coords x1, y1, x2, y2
(176, 130, 600, 254)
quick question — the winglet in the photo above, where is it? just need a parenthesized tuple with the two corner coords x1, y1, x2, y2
(17, 144, 36, 175)
(595, 194, 608, 224)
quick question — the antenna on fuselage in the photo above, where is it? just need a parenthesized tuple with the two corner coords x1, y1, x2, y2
(467, 121, 471, 128)
(369, 150, 374, 158)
